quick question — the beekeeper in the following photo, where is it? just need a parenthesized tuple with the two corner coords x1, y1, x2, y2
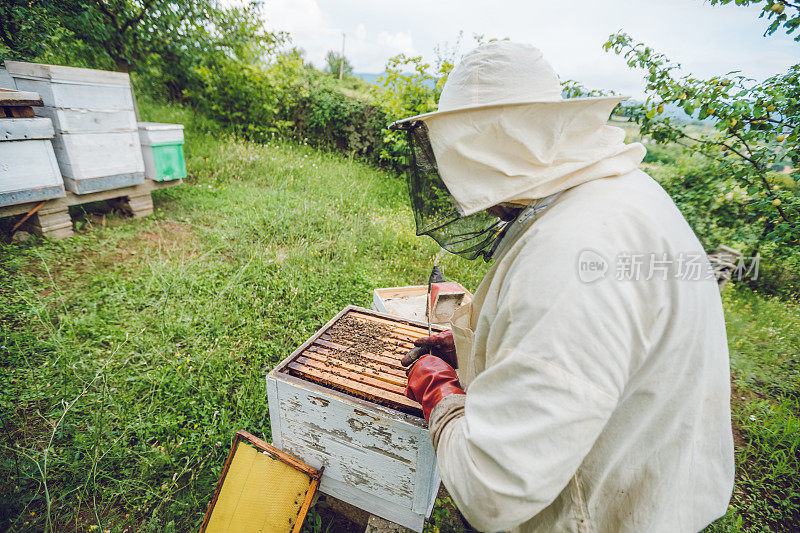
(392, 42, 734, 532)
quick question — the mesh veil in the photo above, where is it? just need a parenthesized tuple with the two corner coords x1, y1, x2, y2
(399, 121, 508, 261)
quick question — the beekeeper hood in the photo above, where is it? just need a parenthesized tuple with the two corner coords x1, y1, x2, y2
(390, 41, 646, 260)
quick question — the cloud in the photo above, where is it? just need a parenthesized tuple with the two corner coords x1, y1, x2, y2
(265, 0, 418, 71)
(264, 0, 338, 63)
(377, 30, 415, 56)
(264, 0, 326, 34)
(265, 0, 798, 96)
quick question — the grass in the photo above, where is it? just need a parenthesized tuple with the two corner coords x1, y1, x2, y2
(0, 100, 486, 532)
(1, 99, 798, 532)
(709, 288, 800, 532)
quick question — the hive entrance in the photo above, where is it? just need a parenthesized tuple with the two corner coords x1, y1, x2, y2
(284, 309, 443, 417)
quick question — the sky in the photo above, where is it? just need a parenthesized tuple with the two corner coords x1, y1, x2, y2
(263, 0, 798, 99)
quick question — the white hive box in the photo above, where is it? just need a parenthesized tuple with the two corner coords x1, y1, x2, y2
(138, 122, 187, 181)
(49, 131, 144, 193)
(34, 105, 137, 134)
(5, 61, 136, 131)
(5, 61, 144, 194)
(372, 284, 473, 326)
(138, 122, 185, 145)
(267, 306, 445, 531)
(0, 118, 65, 207)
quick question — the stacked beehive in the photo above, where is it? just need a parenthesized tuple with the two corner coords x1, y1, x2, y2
(0, 89, 65, 207)
(5, 61, 144, 194)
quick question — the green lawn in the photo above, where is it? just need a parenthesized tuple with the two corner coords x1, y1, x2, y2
(713, 289, 800, 532)
(1, 101, 798, 532)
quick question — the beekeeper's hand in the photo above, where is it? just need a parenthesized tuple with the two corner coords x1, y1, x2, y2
(405, 354, 465, 421)
(401, 330, 457, 369)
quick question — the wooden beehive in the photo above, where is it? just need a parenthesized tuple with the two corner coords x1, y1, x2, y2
(5, 61, 144, 194)
(267, 306, 446, 531)
(138, 122, 187, 181)
(0, 116, 65, 207)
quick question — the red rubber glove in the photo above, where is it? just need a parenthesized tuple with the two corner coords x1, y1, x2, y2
(401, 330, 457, 369)
(405, 354, 465, 422)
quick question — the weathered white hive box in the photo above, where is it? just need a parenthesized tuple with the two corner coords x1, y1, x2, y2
(0, 118, 65, 207)
(5, 61, 144, 194)
(372, 284, 472, 326)
(267, 306, 447, 531)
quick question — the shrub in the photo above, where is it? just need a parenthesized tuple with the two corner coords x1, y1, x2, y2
(651, 156, 800, 299)
(651, 157, 756, 250)
(185, 60, 280, 141)
(298, 86, 388, 161)
(182, 51, 390, 165)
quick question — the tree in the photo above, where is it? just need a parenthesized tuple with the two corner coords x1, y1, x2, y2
(0, 0, 286, 100)
(603, 31, 799, 252)
(710, 0, 800, 41)
(0, 1, 79, 62)
(325, 50, 353, 78)
(53, 0, 282, 73)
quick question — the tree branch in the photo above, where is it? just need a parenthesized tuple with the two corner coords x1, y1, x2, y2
(731, 129, 793, 223)
(674, 131, 758, 186)
(740, 114, 790, 126)
(732, 130, 758, 163)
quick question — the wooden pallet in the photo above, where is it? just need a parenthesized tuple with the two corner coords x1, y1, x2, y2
(282, 308, 446, 417)
(1, 178, 182, 239)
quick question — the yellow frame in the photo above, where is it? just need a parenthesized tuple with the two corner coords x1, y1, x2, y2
(199, 430, 323, 533)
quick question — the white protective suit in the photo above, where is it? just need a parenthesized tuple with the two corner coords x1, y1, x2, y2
(399, 42, 735, 532)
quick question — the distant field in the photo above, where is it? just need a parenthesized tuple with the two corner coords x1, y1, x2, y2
(1, 101, 797, 532)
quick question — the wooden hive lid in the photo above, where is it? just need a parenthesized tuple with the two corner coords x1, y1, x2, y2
(278, 306, 446, 417)
(0, 88, 43, 107)
(4, 60, 131, 86)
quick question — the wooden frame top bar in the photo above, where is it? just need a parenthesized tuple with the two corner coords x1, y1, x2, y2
(274, 306, 447, 417)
